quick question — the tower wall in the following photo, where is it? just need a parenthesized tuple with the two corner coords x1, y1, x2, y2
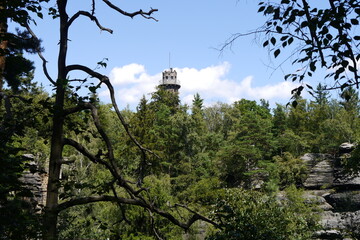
(159, 68, 181, 92)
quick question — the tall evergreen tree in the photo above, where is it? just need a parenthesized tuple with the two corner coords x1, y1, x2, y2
(0, 0, 46, 91)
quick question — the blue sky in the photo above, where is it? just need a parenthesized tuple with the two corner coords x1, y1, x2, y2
(19, 0, 324, 109)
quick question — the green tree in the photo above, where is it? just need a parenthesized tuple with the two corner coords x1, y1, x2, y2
(0, 0, 48, 91)
(225, 0, 360, 98)
(273, 152, 308, 188)
(216, 99, 273, 187)
(0, 85, 50, 239)
(340, 86, 360, 113)
(313, 83, 330, 106)
(272, 103, 287, 138)
(207, 187, 319, 240)
(192, 92, 204, 111)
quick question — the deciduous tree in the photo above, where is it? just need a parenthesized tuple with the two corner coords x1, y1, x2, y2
(224, 0, 360, 99)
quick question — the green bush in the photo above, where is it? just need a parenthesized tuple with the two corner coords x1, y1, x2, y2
(207, 187, 319, 240)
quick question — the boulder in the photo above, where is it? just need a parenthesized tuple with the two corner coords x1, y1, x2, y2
(302, 154, 334, 189)
(324, 191, 360, 212)
(314, 229, 342, 239)
(339, 143, 356, 154)
(302, 190, 334, 211)
(333, 172, 360, 190)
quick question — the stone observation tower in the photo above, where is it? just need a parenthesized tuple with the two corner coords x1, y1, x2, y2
(159, 68, 181, 93)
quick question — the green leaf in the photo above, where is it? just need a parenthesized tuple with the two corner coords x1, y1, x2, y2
(274, 49, 281, 58)
(271, 37, 276, 45)
(341, 60, 349, 68)
(288, 37, 294, 45)
(351, 19, 359, 25)
(258, 6, 265, 12)
(323, 38, 329, 46)
(300, 21, 308, 28)
(309, 61, 316, 72)
(276, 26, 283, 33)
(263, 40, 269, 47)
(298, 86, 304, 92)
(348, 65, 356, 72)
(306, 84, 313, 90)
(292, 100, 298, 108)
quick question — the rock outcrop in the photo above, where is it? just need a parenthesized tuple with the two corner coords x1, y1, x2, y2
(302, 143, 360, 240)
(19, 154, 48, 213)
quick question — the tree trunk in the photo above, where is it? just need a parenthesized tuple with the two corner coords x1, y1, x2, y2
(43, 1, 68, 239)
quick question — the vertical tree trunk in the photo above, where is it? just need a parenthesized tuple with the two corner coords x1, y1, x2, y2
(43, 1, 68, 239)
(0, 2, 8, 91)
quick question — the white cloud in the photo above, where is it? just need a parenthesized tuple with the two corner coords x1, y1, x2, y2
(99, 62, 298, 109)
(176, 62, 298, 107)
(99, 63, 160, 107)
(109, 63, 147, 85)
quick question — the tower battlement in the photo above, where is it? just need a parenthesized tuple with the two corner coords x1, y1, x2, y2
(159, 68, 181, 93)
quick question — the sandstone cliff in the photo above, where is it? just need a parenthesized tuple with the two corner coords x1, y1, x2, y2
(302, 143, 360, 240)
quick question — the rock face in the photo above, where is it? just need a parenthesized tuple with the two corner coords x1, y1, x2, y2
(19, 154, 48, 213)
(302, 153, 334, 189)
(301, 143, 360, 240)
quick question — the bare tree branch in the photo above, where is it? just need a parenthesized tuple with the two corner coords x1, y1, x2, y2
(56, 195, 145, 212)
(110, 183, 131, 224)
(102, 0, 158, 21)
(65, 64, 158, 183)
(68, 11, 113, 33)
(219, 29, 304, 52)
(56, 192, 217, 231)
(151, 203, 218, 230)
(63, 137, 113, 171)
(147, 209, 164, 240)
(62, 136, 218, 230)
(66, 64, 105, 80)
(24, 22, 55, 85)
(91, 0, 95, 15)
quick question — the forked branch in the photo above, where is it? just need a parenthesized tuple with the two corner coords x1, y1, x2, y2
(102, 0, 158, 21)
(63, 134, 217, 231)
(65, 64, 157, 175)
(68, 11, 113, 33)
(56, 192, 217, 231)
